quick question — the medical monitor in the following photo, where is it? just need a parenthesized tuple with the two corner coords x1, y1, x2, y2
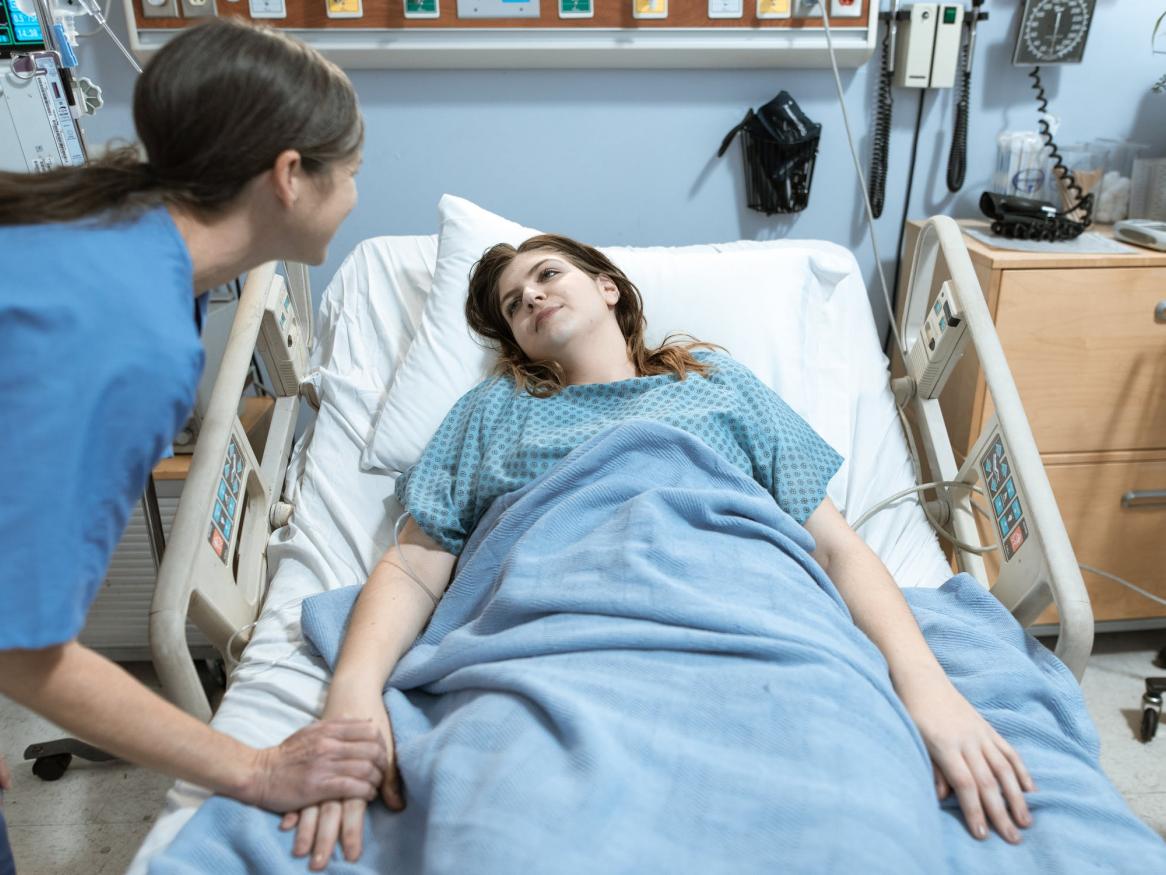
(0, 0, 46, 57)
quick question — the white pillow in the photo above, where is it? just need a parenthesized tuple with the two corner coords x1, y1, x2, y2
(360, 195, 854, 476)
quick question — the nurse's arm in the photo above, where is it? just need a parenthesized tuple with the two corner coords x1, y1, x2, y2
(0, 643, 389, 812)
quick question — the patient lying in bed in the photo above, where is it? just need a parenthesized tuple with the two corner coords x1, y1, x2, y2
(151, 233, 1166, 874)
(282, 233, 1045, 868)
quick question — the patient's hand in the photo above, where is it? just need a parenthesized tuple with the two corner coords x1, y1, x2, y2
(901, 676, 1036, 844)
(280, 692, 403, 870)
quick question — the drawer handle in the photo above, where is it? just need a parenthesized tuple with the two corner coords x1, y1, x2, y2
(1157, 301, 1166, 324)
(1121, 490, 1166, 509)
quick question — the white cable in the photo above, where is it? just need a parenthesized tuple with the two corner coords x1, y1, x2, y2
(819, 2, 907, 356)
(895, 405, 997, 555)
(1079, 564, 1166, 609)
(852, 479, 983, 531)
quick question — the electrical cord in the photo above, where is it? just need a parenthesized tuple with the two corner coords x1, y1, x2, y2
(819, 6, 905, 358)
(1079, 564, 1166, 610)
(851, 479, 983, 532)
(893, 405, 997, 555)
(884, 89, 926, 353)
(946, 36, 970, 192)
(1029, 66, 1092, 227)
(869, 22, 894, 218)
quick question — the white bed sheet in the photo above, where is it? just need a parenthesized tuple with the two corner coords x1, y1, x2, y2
(129, 234, 950, 871)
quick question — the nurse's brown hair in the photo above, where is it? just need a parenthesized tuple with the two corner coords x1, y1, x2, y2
(465, 234, 718, 397)
(0, 18, 362, 226)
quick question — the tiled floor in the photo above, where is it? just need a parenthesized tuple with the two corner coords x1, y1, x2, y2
(2, 633, 1165, 873)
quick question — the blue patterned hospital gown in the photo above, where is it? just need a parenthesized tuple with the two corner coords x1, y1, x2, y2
(396, 350, 843, 556)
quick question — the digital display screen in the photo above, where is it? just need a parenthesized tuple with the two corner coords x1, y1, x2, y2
(0, 0, 46, 56)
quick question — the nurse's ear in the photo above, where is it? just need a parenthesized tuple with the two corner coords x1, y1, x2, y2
(269, 149, 304, 210)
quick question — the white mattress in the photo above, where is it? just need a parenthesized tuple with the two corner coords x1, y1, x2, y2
(129, 234, 950, 871)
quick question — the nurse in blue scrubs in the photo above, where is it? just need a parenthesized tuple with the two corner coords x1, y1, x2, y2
(0, 18, 387, 869)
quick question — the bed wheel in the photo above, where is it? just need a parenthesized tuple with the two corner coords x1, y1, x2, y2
(1142, 707, 1159, 743)
(31, 753, 72, 782)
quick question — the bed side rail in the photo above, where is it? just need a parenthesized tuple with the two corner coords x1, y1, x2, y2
(900, 216, 1093, 679)
(150, 263, 306, 720)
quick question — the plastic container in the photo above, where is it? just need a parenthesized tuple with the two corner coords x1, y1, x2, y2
(1092, 139, 1150, 223)
(994, 131, 1051, 201)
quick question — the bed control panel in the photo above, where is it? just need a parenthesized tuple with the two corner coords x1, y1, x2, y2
(981, 433, 1029, 562)
(907, 281, 968, 400)
(208, 435, 245, 564)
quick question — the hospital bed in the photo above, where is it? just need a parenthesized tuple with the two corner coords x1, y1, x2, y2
(128, 211, 1094, 870)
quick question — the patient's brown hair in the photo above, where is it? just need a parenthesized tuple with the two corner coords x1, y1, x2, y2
(465, 234, 718, 397)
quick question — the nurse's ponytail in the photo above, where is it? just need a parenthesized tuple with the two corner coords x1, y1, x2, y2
(0, 17, 362, 226)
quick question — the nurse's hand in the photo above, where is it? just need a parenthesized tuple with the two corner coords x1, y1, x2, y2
(245, 718, 388, 812)
(279, 693, 403, 868)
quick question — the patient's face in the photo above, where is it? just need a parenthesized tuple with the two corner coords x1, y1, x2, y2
(497, 248, 620, 364)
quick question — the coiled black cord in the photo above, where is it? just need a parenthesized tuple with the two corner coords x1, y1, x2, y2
(945, 38, 970, 192)
(868, 24, 893, 219)
(1029, 66, 1092, 227)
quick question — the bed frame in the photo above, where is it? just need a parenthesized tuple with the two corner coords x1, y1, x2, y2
(149, 217, 1094, 720)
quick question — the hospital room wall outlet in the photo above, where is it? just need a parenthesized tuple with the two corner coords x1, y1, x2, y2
(258, 274, 308, 396)
(178, 0, 215, 17)
(906, 280, 967, 400)
(458, 0, 539, 17)
(707, 0, 742, 20)
(140, 0, 180, 19)
(248, 0, 286, 17)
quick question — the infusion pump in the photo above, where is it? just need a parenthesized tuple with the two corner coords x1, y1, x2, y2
(0, 0, 88, 172)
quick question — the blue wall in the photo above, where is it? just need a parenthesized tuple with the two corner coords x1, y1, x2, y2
(76, 0, 1166, 333)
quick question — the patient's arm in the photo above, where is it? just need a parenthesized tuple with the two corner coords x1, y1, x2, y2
(329, 516, 457, 715)
(804, 498, 1035, 846)
(284, 516, 456, 870)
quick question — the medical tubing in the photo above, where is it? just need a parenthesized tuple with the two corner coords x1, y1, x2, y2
(392, 512, 440, 608)
(76, 0, 141, 73)
(895, 405, 998, 556)
(945, 38, 970, 192)
(1079, 564, 1166, 609)
(820, 6, 905, 357)
(884, 91, 927, 353)
(869, 24, 893, 218)
(1029, 66, 1089, 223)
(852, 479, 983, 532)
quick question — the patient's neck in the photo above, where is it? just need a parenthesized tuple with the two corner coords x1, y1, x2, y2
(560, 329, 637, 386)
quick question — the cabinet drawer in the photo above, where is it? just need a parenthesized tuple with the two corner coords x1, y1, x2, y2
(1032, 455, 1166, 624)
(991, 267, 1166, 454)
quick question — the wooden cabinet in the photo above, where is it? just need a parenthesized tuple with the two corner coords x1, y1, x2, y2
(898, 221, 1166, 627)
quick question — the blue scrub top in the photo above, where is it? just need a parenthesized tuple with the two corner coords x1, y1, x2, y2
(0, 207, 203, 650)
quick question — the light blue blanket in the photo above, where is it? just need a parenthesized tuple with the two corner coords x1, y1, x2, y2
(151, 421, 1166, 874)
